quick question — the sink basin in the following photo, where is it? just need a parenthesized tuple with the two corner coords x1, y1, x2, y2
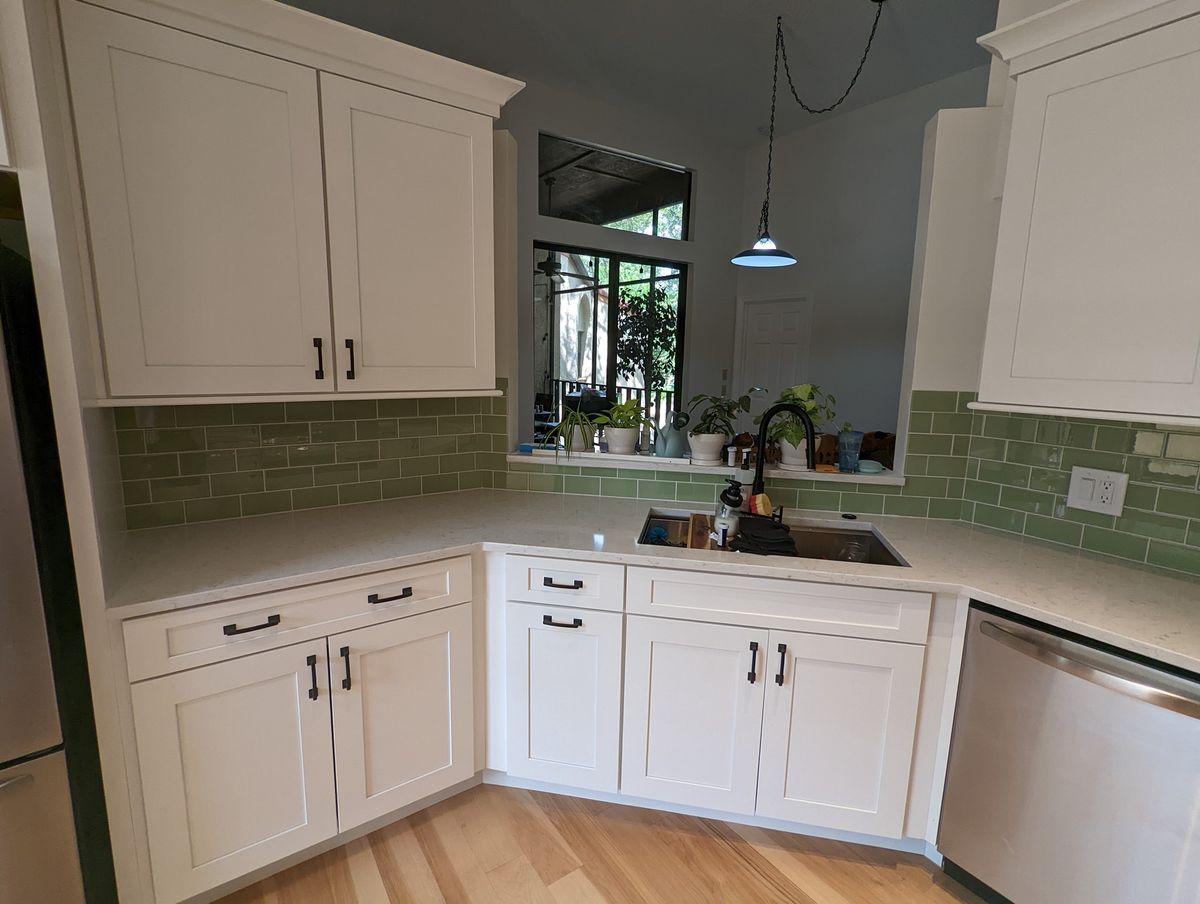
(637, 508, 909, 567)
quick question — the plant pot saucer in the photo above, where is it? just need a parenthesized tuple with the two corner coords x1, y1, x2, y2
(777, 462, 811, 472)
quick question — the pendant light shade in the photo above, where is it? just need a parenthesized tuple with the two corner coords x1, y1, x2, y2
(731, 233, 796, 268)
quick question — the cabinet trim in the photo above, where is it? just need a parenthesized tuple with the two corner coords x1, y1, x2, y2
(968, 400, 1200, 428)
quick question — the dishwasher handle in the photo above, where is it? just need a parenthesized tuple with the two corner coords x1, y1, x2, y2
(980, 620, 1200, 720)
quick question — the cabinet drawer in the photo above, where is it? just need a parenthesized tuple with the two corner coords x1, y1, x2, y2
(626, 567, 930, 644)
(124, 556, 471, 681)
(505, 555, 624, 611)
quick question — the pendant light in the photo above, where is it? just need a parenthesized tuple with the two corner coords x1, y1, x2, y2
(733, 3, 888, 269)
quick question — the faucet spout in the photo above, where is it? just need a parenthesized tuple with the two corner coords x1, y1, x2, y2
(751, 403, 816, 496)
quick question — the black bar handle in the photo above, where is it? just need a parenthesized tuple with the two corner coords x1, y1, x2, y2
(306, 654, 319, 700)
(222, 614, 280, 636)
(775, 643, 787, 686)
(542, 577, 584, 590)
(345, 338, 356, 380)
(340, 645, 352, 690)
(747, 641, 759, 684)
(542, 614, 583, 629)
(313, 337, 325, 380)
(367, 587, 413, 605)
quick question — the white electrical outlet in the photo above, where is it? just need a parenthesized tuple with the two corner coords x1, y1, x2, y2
(1066, 466, 1128, 516)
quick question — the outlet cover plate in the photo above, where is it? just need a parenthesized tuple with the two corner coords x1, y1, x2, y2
(1066, 466, 1128, 516)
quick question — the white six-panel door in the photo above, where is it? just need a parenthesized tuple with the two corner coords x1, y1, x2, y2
(130, 640, 337, 904)
(330, 603, 474, 832)
(505, 602, 623, 792)
(621, 616, 767, 814)
(60, 1, 333, 396)
(757, 631, 924, 837)
(321, 73, 496, 392)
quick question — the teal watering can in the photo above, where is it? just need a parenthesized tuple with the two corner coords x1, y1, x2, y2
(656, 411, 690, 458)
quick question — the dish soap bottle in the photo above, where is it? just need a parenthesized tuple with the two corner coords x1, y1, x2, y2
(714, 478, 743, 548)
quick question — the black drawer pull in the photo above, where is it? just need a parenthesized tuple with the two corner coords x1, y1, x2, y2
(748, 641, 759, 684)
(306, 654, 319, 700)
(542, 577, 584, 590)
(313, 337, 325, 380)
(340, 646, 352, 690)
(775, 643, 787, 686)
(543, 615, 583, 629)
(222, 614, 281, 636)
(367, 587, 413, 605)
(345, 338, 356, 380)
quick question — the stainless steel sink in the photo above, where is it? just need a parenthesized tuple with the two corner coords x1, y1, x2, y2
(637, 508, 909, 567)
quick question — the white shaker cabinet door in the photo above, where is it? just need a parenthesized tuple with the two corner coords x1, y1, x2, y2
(505, 602, 623, 792)
(130, 641, 337, 904)
(330, 603, 474, 832)
(621, 616, 767, 815)
(321, 73, 496, 392)
(979, 14, 1200, 419)
(60, 1, 332, 397)
(756, 631, 924, 838)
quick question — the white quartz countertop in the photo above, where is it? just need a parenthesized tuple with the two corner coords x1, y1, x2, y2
(104, 489, 1200, 673)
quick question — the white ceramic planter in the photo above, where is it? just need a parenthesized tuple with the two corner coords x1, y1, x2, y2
(604, 426, 639, 455)
(688, 432, 726, 464)
(778, 437, 809, 471)
(567, 428, 594, 453)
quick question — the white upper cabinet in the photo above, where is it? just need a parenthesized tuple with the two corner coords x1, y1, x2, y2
(61, 2, 332, 397)
(978, 7, 1200, 421)
(321, 74, 496, 392)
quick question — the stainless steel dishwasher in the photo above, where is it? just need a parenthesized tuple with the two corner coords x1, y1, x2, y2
(939, 605, 1200, 904)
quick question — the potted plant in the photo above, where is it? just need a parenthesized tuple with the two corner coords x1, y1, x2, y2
(592, 398, 654, 455)
(546, 407, 595, 458)
(755, 383, 837, 472)
(838, 420, 865, 473)
(686, 389, 759, 464)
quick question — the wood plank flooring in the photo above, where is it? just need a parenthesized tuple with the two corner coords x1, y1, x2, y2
(220, 785, 985, 904)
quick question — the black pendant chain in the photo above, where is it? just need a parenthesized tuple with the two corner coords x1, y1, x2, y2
(777, 1, 886, 115)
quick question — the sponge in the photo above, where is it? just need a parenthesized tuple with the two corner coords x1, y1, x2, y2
(748, 493, 773, 517)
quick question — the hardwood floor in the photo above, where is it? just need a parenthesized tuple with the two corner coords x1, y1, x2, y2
(220, 785, 985, 904)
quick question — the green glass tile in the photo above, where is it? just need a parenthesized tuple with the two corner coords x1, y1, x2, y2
(455, 397, 484, 414)
(797, 489, 841, 511)
(120, 454, 179, 480)
(1165, 433, 1200, 462)
(507, 460, 545, 473)
(910, 390, 959, 412)
(600, 478, 638, 498)
(543, 465, 581, 475)
(526, 474, 563, 493)
(492, 435, 512, 452)
(1024, 514, 1082, 547)
(112, 408, 138, 429)
(260, 423, 310, 446)
(497, 472, 528, 491)
(1156, 488, 1200, 519)
(419, 398, 457, 416)
(359, 459, 401, 481)
(956, 391, 978, 411)
(178, 450, 237, 475)
(964, 480, 1000, 505)
(676, 483, 718, 504)
(338, 482, 382, 504)
(840, 493, 884, 514)
(421, 474, 459, 494)
(655, 470, 690, 482)
(129, 406, 176, 428)
(883, 496, 930, 517)
(1145, 541, 1200, 576)
(1028, 467, 1069, 495)
(356, 419, 399, 440)
(908, 412, 932, 433)
(210, 471, 264, 496)
(928, 499, 966, 520)
(1188, 521, 1200, 547)
(314, 463, 360, 485)
(491, 395, 508, 415)
(241, 491, 292, 516)
(474, 451, 508, 471)
(907, 433, 953, 455)
(1062, 507, 1115, 529)
(236, 447, 289, 470)
(1132, 432, 1168, 456)
(981, 415, 1037, 441)
(926, 455, 967, 478)
(904, 454, 928, 476)
(401, 456, 440, 478)
(930, 413, 973, 435)
(966, 458, 980, 480)
(1061, 448, 1125, 472)
(972, 504, 1025, 533)
(863, 482, 902, 495)
(689, 473, 730, 484)
(233, 402, 286, 424)
(999, 486, 1055, 516)
(288, 443, 335, 467)
(394, 417, 439, 438)
(461, 469, 495, 489)
(1124, 482, 1158, 511)
(1114, 509, 1188, 543)
(1005, 442, 1062, 468)
(126, 501, 185, 529)
(768, 487, 799, 509)
(336, 440, 379, 463)
(205, 425, 260, 449)
(122, 480, 151, 505)
(378, 399, 420, 418)
(946, 478, 965, 499)
(580, 467, 620, 478)
(264, 466, 314, 491)
(457, 434, 491, 453)
(977, 459, 1031, 488)
(285, 401, 331, 422)
(1124, 456, 1199, 488)
(174, 404, 233, 427)
(1093, 426, 1133, 453)
(116, 430, 145, 455)
(439, 453, 476, 473)
(952, 435, 971, 457)
(564, 476, 601, 495)
(419, 435, 457, 456)
(292, 486, 340, 510)
(382, 477, 424, 499)
(145, 428, 206, 454)
(334, 399, 377, 420)
(380, 438, 421, 459)
(617, 468, 651, 479)
(184, 496, 241, 524)
(311, 420, 357, 444)
(638, 480, 676, 500)
(480, 415, 508, 435)
(1035, 421, 1095, 448)
(902, 476, 948, 498)
(767, 478, 817, 491)
(1081, 526, 1148, 562)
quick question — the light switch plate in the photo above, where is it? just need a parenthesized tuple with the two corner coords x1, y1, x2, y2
(1066, 466, 1128, 516)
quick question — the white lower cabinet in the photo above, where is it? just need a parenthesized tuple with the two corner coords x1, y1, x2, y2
(757, 631, 925, 837)
(620, 616, 768, 814)
(505, 602, 623, 791)
(130, 640, 338, 904)
(331, 603, 474, 831)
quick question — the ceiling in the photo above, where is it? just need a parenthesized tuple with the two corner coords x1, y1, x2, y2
(281, 0, 998, 144)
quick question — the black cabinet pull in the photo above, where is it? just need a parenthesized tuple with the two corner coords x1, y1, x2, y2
(367, 587, 413, 605)
(340, 645, 352, 690)
(748, 641, 759, 684)
(542, 614, 583, 629)
(313, 337, 325, 380)
(775, 643, 787, 686)
(345, 338, 356, 380)
(306, 654, 319, 700)
(542, 577, 583, 590)
(222, 614, 280, 636)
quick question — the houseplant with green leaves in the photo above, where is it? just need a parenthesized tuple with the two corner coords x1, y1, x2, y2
(686, 388, 761, 464)
(545, 407, 595, 458)
(755, 383, 837, 471)
(592, 398, 655, 455)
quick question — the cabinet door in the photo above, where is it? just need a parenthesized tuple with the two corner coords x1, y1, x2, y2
(757, 631, 923, 837)
(621, 616, 767, 814)
(61, 2, 332, 397)
(330, 603, 474, 832)
(506, 603, 623, 791)
(321, 73, 496, 392)
(130, 641, 336, 904)
(980, 15, 1200, 418)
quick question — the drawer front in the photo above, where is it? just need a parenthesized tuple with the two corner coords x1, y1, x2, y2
(626, 567, 930, 643)
(124, 556, 471, 681)
(505, 555, 624, 611)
